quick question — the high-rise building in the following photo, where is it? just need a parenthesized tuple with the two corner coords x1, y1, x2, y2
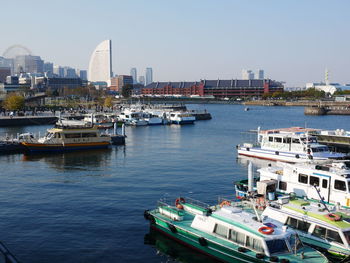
(44, 62, 53, 74)
(64, 67, 77, 78)
(110, 75, 133, 92)
(0, 57, 14, 74)
(145, 67, 153, 85)
(53, 65, 64, 78)
(0, 67, 11, 83)
(257, 69, 264, 79)
(77, 69, 87, 80)
(241, 69, 254, 80)
(88, 40, 112, 84)
(138, 76, 145, 85)
(14, 55, 44, 74)
(130, 67, 137, 84)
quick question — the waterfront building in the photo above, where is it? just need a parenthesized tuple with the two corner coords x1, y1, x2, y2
(130, 68, 137, 84)
(145, 68, 153, 85)
(14, 55, 44, 74)
(241, 69, 254, 80)
(88, 40, 112, 84)
(45, 77, 82, 93)
(138, 76, 145, 85)
(0, 67, 11, 83)
(142, 79, 284, 98)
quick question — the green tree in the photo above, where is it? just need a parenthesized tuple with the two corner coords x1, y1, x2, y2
(121, 84, 133, 98)
(3, 94, 25, 111)
(104, 97, 113, 108)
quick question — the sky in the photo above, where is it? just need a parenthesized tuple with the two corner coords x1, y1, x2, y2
(1, 0, 350, 86)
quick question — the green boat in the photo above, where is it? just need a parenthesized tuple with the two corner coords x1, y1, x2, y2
(144, 197, 328, 263)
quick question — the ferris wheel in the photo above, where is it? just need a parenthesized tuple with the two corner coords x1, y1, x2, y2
(2, 44, 32, 58)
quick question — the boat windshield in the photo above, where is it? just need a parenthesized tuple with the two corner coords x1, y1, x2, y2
(300, 137, 318, 143)
(343, 231, 350, 245)
(266, 239, 290, 254)
(46, 132, 54, 139)
(287, 234, 303, 252)
(311, 146, 329, 153)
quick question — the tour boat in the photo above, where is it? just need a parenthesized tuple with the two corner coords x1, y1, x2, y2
(141, 112, 164, 125)
(83, 114, 115, 129)
(261, 197, 350, 258)
(144, 197, 327, 263)
(166, 112, 195, 124)
(237, 127, 346, 163)
(118, 110, 148, 126)
(21, 123, 111, 152)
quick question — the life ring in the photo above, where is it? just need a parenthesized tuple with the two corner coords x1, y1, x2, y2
(325, 213, 341, 221)
(258, 226, 274, 235)
(175, 197, 185, 209)
(220, 200, 231, 207)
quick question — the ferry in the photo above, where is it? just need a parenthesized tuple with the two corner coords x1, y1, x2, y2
(118, 110, 148, 126)
(21, 123, 111, 152)
(144, 197, 328, 263)
(166, 112, 195, 124)
(261, 197, 350, 258)
(237, 127, 346, 163)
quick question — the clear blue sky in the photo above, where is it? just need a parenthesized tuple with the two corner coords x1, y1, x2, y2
(1, 0, 349, 86)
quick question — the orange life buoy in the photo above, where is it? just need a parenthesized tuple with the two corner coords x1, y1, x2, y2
(175, 197, 185, 209)
(220, 200, 231, 207)
(325, 213, 341, 221)
(258, 226, 274, 235)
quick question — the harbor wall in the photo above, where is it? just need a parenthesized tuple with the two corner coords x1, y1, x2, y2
(0, 116, 58, 127)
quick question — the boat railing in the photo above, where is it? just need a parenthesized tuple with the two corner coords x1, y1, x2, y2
(0, 241, 20, 263)
(158, 197, 210, 210)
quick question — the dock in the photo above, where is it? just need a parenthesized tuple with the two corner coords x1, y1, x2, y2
(0, 116, 58, 127)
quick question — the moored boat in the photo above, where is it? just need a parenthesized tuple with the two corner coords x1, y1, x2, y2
(237, 127, 346, 163)
(145, 197, 328, 263)
(21, 123, 111, 152)
(166, 112, 195, 124)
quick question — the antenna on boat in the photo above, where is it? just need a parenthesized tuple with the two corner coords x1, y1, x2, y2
(313, 185, 330, 213)
(247, 162, 262, 222)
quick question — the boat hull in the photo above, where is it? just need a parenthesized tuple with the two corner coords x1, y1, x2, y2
(21, 142, 110, 152)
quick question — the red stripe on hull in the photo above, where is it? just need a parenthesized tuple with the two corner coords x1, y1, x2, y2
(238, 153, 295, 163)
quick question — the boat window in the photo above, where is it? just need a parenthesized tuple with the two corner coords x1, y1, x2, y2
(82, 133, 97, 138)
(334, 180, 346, 191)
(286, 217, 310, 232)
(311, 148, 319, 153)
(283, 138, 291, 143)
(279, 181, 287, 191)
(274, 137, 282, 143)
(312, 225, 326, 239)
(266, 239, 289, 254)
(322, 179, 328, 189)
(246, 236, 264, 253)
(309, 176, 320, 187)
(327, 229, 343, 244)
(229, 229, 245, 245)
(56, 133, 61, 138)
(298, 174, 308, 184)
(269, 137, 273, 142)
(65, 133, 81, 138)
(287, 234, 303, 251)
(343, 231, 350, 245)
(292, 138, 300, 144)
(214, 224, 228, 238)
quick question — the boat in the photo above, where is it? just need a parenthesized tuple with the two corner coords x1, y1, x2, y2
(141, 112, 164, 125)
(144, 196, 328, 263)
(237, 127, 346, 163)
(166, 112, 195, 124)
(83, 114, 115, 129)
(118, 110, 148, 126)
(21, 123, 111, 152)
(261, 196, 350, 259)
(250, 161, 350, 207)
(316, 129, 350, 153)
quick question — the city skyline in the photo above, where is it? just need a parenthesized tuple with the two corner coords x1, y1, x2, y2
(1, 0, 350, 86)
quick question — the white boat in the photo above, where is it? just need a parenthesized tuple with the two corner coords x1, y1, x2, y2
(257, 161, 350, 207)
(237, 127, 346, 163)
(261, 196, 350, 258)
(83, 114, 114, 129)
(118, 110, 148, 126)
(166, 111, 195, 124)
(141, 112, 163, 125)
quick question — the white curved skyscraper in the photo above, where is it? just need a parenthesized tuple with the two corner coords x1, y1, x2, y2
(88, 40, 112, 83)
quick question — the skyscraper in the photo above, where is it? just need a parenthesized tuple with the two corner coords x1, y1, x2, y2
(241, 69, 254, 80)
(88, 40, 112, 84)
(145, 67, 153, 85)
(14, 55, 44, 74)
(77, 69, 87, 80)
(53, 65, 64, 77)
(44, 62, 54, 74)
(257, 69, 264, 79)
(130, 67, 137, 84)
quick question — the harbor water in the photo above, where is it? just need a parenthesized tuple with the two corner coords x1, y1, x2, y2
(0, 104, 350, 262)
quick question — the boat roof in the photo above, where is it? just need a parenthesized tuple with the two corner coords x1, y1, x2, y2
(281, 199, 350, 230)
(48, 126, 98, 132)
(212, 205, 292, 239)
(260, 127, 319, 135)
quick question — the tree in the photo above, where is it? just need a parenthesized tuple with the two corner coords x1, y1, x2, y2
(104, 97, 113, 108)
(121, 84, 133, 98)
(3, 94, 25, 111)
